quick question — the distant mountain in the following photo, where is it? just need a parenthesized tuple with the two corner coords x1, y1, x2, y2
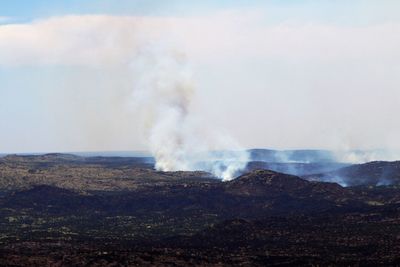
(3, 153, 81, 162)
(71, 150, 152, 157)
(248, 149, 336, 163)
(305, 161, 400, 186)
(245, 161, 349, 176)
(0, 151, 152, 157)
(244, 149, 349, 176)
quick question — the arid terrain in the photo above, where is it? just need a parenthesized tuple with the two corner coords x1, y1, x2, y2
(1, 153, 400, 266)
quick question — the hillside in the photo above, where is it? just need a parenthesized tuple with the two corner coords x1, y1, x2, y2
(306, 161, 400, 186)
(2, 155, 400, 265)
(0, 154, 215, 191)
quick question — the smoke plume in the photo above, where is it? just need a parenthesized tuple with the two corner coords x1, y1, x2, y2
(129, 44, 249, 181)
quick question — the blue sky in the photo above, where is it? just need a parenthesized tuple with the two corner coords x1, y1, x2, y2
(2, 0, 400, 25)
(4, 0, 248, 18)
(1, 1, 400, 154)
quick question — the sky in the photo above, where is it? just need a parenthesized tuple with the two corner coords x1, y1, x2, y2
(1, 1, 400, 154)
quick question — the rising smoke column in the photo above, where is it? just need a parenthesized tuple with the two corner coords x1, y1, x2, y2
(130, 44, 249, 180)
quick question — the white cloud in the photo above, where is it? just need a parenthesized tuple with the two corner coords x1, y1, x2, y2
(1, 12, 400, 66)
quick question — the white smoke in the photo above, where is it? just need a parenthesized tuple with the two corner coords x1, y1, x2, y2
(129, 43, 249, 181)
(333, 149, 400, 164)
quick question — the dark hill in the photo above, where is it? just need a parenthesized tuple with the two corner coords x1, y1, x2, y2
(226, 170, 351, 203)
(226, 170, 310, 196)
(0, 170, 360, 220)
(245, 161, 349, 176)
(306, 161, 400, 186)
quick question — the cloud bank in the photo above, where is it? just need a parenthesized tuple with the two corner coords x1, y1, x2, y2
(1, 11, 400, 156)
(1, 13, 400, 66)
